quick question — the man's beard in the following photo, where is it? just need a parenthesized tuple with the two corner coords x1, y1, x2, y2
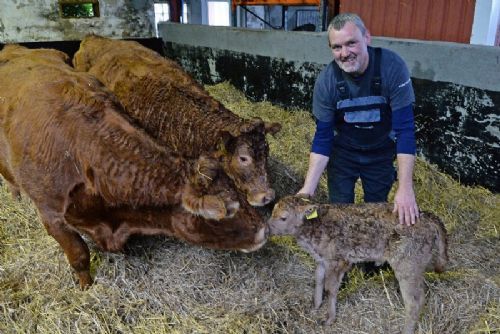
(335, 56, 361, 74)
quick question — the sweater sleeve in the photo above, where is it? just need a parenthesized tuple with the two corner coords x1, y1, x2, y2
(392, 103, 416, 154)
(311, 118, 334, 156)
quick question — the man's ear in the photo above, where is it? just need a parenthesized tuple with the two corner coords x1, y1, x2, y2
(365, 29, 372, 45)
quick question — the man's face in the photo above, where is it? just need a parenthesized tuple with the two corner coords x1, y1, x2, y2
(328, 22, 371, 76)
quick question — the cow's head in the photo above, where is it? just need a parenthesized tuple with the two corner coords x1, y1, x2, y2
(267, 194, 319, 236)
(217, 117, 281, 207)
(73, 34, 110, 72)
(171, 173, 269, 253)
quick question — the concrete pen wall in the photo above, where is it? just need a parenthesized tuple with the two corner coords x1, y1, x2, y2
(159, 22, 499, 193)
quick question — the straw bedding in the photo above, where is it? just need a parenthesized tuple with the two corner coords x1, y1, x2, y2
(0, 82, 498, 334)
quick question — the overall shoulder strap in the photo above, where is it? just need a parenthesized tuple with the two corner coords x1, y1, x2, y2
(333, 62, 349, 100)
(371, 47, 382, 96)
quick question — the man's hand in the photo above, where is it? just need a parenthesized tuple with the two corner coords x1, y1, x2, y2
(393, 186, 419, 225)
(298, 153, 330, 197)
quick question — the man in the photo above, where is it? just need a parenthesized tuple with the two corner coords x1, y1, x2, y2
(298, 13, 419, 225)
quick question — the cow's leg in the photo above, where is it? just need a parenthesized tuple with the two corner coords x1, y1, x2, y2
(215, 190, 240, 218)
(77, 221, 126, 253)
(184, 155, 240, 220)
(324, 260, 350, 325)
(391, 260, 426, 334)
(314, 261, 326, 309)
(181, 183, 239, 221)
(0, 172, 21, 200)
(108, 222, 133, 252)
(39, 209, 93, 289)
(6, 180, 21, 200)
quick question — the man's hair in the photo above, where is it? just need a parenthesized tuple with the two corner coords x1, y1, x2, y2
(327, 13, 367, 36)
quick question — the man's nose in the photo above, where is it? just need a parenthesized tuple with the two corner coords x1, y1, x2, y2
(340, 45, 349, 58)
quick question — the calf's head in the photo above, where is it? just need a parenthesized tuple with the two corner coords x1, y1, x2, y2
(219, 118, 281, 207)
(268, 195, 319, 236)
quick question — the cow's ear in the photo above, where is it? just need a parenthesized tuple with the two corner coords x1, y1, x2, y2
(239, 117, 264, 134)
(264, 121, 281, 136)
(216, 131, 233, 156)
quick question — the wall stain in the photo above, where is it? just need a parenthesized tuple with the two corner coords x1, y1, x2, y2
(412, 61, 436, 81)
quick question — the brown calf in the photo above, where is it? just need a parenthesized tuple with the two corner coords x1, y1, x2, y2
(0, 45, 267, 288)
(268, 195, 448, 334)
(73, 35, 281, 207)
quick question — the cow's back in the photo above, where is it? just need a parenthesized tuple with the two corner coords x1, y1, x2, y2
(0, 45, 184, 207)
(73, 35, 251, 157)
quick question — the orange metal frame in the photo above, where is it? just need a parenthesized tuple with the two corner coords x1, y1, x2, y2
(232, 0, 320, 11)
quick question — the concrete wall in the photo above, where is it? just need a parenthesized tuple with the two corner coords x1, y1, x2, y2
(0, 0, 155, 42)
(159, 23, 500, 193)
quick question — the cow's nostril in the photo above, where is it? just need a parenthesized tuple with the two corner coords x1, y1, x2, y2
(263, 191, 275, 204)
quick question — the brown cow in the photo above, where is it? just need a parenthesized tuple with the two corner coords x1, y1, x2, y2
(268, 195, 448, 334)
(0, 45, 268, 289)
(73, 35, 281, 207)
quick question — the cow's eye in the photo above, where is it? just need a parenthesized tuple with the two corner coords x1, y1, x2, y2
(238, 155, 251, 165)
(280, 214, 288, 221)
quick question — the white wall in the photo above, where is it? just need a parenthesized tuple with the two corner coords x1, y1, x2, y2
(471, 0, 500, 45)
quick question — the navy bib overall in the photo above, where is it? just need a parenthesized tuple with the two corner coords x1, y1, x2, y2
(327, 47, 396, 203)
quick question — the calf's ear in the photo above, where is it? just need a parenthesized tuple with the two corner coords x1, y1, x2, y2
(302, 204, 319, 220)
(296, 193, 312, 200)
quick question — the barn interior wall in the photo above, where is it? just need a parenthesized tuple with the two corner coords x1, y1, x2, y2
(0, 0, 497, 194)
(159, 23, 500, 193)
(0, 0, 155, 43)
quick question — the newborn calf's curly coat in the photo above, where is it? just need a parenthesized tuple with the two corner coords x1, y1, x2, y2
(268, 195, 448, 334)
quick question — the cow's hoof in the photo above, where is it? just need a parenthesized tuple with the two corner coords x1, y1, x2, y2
(224, 200, 240, 218)
(77, 271, 93, 290)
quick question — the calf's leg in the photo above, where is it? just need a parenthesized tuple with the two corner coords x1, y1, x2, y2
(324, 260, 350, 325)
(314, 261, 326, 309)
(392, 263, 426, 334)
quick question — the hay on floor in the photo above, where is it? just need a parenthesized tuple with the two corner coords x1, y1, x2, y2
(0, 82, 498, 334)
